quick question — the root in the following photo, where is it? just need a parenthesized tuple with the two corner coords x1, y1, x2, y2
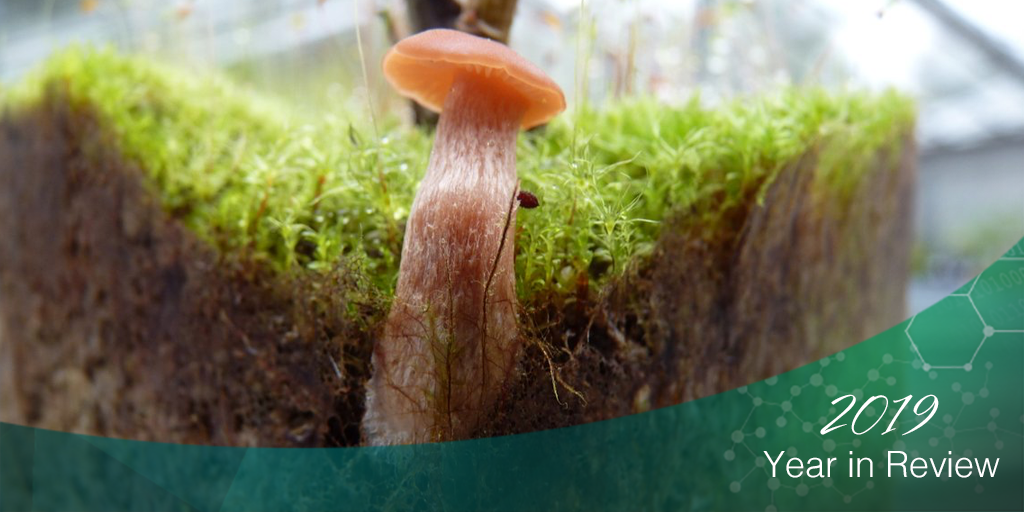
(531, 337, 587, 408)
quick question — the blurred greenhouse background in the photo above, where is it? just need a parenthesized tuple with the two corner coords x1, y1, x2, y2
(1, 0, 1022, 314)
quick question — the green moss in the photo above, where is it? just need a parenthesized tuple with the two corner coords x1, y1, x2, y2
(3, 46, 915, 300)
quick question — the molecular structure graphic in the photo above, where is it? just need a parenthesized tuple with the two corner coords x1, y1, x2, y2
(905, 267, 1024, 372)
(725, 252, 1024, 511)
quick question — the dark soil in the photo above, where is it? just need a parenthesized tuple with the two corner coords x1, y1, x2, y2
(0, 90, 915, 446)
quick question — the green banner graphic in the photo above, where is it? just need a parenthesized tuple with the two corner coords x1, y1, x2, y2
(2, 240, 1023, 512)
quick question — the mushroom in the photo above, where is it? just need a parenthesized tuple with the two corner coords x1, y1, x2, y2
(362, 29, 565, 445)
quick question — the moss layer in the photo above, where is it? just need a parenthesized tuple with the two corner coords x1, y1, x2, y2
(4, 47, 915, 302)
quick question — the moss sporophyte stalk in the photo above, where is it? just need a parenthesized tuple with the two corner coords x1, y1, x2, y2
(2, 45, 916, 444)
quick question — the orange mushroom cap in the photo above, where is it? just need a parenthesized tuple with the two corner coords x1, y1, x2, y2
(383, 29, 566, 130)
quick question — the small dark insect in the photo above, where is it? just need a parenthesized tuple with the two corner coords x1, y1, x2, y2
(517, 190, 539, 209)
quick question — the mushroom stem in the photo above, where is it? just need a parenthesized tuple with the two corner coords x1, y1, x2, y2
(364, 72, 527, 445)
